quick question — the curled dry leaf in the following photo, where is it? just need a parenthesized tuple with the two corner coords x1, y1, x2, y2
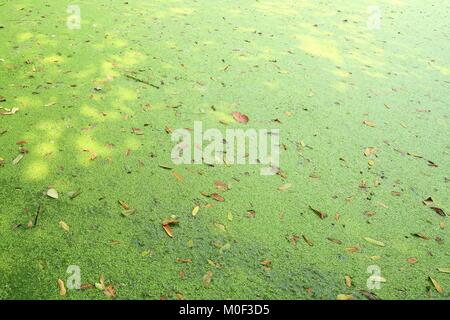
(231, 112, 249, 124)
(302, 235, 313, 246)
(104, 284, 116, 298)
(363, 120, 376, 127)
(327, 237, 342, 245)
(430, 277, 444, 293)
(247, 210, 256, 218)
(337, 294, 353, 300)
(118, 200, 129, 210)
(192, 206, 200, 217)
(0, 107, 19, 115)
(430, 207, 446, 217)
(210, 193, 225, 202)
(288, 235, 300, 246)
(80, 284, 95, 290)
(260, 260, 272, 267)
(207, 259, 221, 268)
(68, 190, 81, 199)
(176, 292, 185, 300)
(412, 233, 430, 240)
(423, 197, 446, 217)
(437, 268, 450, 274)
(162, 216, 179, 226)
(278, 183, 292, 191)
(95, 275, 106, 290)
(407, 257, 417, 264)
(360, 290, 380, 300)
(47, 188, 59, 199)
(12, 154, 24, 165)
(364, 147, 377, 157)
(214, 180, 229, 191)
(423, 197, 434, 206)
(173, 171, 183, 182)
(309, 205, 327, 219)
(202, 270, 213, 286)
(59, 221, 70, 232)
(364, 237, 385, 247)
(214, 222, 226, 232)
(345, 275, 352, 288)
(121, 209, 136, 217)
(162, 224, 173, 238)
(57, 279, 66, 296)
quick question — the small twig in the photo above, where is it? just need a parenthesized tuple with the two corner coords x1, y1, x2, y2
(124, 74, 160, 89)
(34, 204, 43, 227)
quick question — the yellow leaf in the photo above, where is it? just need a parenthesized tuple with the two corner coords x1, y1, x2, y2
(345, 275, 352, 288)
(162, 224, 173, 238)
(57, 279, 66, 296)
(173, 171, 183, 182)
(337, 294, 353, 300)
(363, 120, 376, 127)
(363, 147, 377, 157)
(47, 188, 58, 199)
(437, 268, 450, 274)
(278, 183, 292, 191)
(430, 277, 444, 293)
(192, 206, 200, 217)
(364, 237, 385, 247)
(202, 271, 213, 286)
(59, 220, 70, 232)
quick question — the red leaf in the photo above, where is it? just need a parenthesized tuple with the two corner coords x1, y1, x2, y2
(232, 112, 249, 124)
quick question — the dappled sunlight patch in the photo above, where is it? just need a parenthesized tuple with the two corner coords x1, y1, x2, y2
(146, 101, 166, 111)
(123, 137, 142, 151)
(114, 87, 138, 102)
(80, 104, 107, 121)
(432, 64, 450, 77)
(35, 34, 58, 47)
(169, 7, 195, 16)
(15, 96, 42, 108)
(23, 160, 49, 180)
(333, 69, 351, 78)
(42, 55, 64, 64)
(235, 26, 259, 34)
(262, 80, 280, 90)
(334, 82, 349, 93)
(295, 35, 342, 64)
(254, 1, 309, 17)
(161, 61, 176, 70)
(211, 111, 234, 125)
(73, 64, 98, 80)
(202, 40, 218, 47)
(228, 8, 242, 15)
(110, 38, 128, 48)
(165, 41, 178, 50)
(362, 70, 387, 79)
(348, 51, 384, 70)
(35, 142, 57, 157)
(111, 50, 145, 66)
(36, 120, 65, 139)
(75, 136, 111, 165)
(101, 61, 120, 78)
(16, 32, 33, 42)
